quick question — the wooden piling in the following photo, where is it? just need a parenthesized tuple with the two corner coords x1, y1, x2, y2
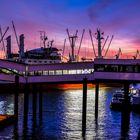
(32, 84, 37, 120)
(39, 84, 43, 119)
(121, 82, 130, 138)
(95, 83, 99, 120)
(24, 82, 29, 124)
(14, 75, 19, 121)
(82, 78, 87, 137)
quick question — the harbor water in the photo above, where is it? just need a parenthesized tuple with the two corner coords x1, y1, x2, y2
(0, 85, 140, 139)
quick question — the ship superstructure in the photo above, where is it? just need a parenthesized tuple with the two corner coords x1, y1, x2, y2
(5, 29, 62, 64)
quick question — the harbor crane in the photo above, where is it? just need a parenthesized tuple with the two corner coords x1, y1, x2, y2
(12, 21, 25, 58)
(104, 35, 114, 57)
(115, 48, 122, 59)
(77, 29, 85, 56)
(0, 27, 6, 58)
(0, 26, 9, 44)
(133, 50, 139, 59)
(62, 39, 66, 61)
(0, 26, 9, 59)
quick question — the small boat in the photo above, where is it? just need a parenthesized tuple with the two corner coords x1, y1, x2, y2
(131, 90, 140, 112)
(110, 86, 140, 112)
(110, 90, 125, 110)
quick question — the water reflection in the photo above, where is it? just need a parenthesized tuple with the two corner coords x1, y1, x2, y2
(0, 87, 139, 139)
(0, 94, 14, 115)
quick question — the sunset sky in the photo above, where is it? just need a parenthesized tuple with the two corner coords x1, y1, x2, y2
(0, 0, 140, 59)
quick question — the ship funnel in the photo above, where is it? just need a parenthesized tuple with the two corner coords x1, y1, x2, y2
(6, 35, 12, 59)
(19, 34, 24, 58)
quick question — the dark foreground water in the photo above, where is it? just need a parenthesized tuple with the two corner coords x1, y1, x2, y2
(0, 86, 140, 139)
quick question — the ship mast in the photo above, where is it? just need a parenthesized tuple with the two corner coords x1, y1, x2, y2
(39, 31, 48, 48)
(66, 29, 78, 62)
(96, 29, 104, 58)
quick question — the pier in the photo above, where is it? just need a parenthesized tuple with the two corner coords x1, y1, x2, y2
(0, 58, 140, 138)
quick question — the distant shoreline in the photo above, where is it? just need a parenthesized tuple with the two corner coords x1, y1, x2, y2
(0, 82, 122, 94)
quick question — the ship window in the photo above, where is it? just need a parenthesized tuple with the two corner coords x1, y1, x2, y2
(29, 72, 34, 76)
(28, 60, 31, 62)
(56, 70, 62, 75)
(134, 65, 139, 72)
(38, 71, 42, 75)
(63, 70, 68, 75)
(49, 70, 55, 75)
(69, 70, 76, 74)
(43, 71, 48, 75)
(77, 69, 82, 74)
(94, 64, 105, 72)
(125, 65, 133, 72)
(111, 65, 118, 72)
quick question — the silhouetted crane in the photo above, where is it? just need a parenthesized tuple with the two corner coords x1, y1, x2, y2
(0, 26, 9, 44)
(133, 50, 139, 59)
(77, 29, 85, 56)
(115, 48, 122, 59)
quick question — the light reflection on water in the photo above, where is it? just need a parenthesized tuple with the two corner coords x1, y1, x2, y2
(0, 86, 140, 139)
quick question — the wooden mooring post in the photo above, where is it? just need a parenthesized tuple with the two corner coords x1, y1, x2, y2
(39, 84, 43, 119)
(32, 84, 37, 121)
(24, 82, 29, 124)
(82, 78, 87, 137)
(14, 75, 19, 122)
(121, 82, 130, 138)
(95, 83, 99, 120)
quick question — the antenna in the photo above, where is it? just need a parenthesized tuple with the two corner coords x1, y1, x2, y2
(39, 31, 48, 48)
(104, 35, 113, 57)
(77, 29, 85, 56)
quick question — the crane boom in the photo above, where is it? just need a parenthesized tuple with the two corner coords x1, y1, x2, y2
(0, 27, 6, 53)
(89, 29, 96, 57)
(101, 35, 109, 52)
(133, 50, 139, 59)
(62, 39, 66, 59)
(12, 21, 19, 48)
(115, 48, 122, 59)
(104, 35, 113, 57)
(77, 29, 85, 56)
(74, 30, 78, 45)
(66, 29, 72, 47)
(0, 26, 9, 44)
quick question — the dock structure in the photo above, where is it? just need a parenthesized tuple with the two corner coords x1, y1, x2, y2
(0, 58, 140, 136)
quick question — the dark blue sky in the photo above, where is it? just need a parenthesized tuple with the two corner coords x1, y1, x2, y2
(0, 0, 140, 58)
